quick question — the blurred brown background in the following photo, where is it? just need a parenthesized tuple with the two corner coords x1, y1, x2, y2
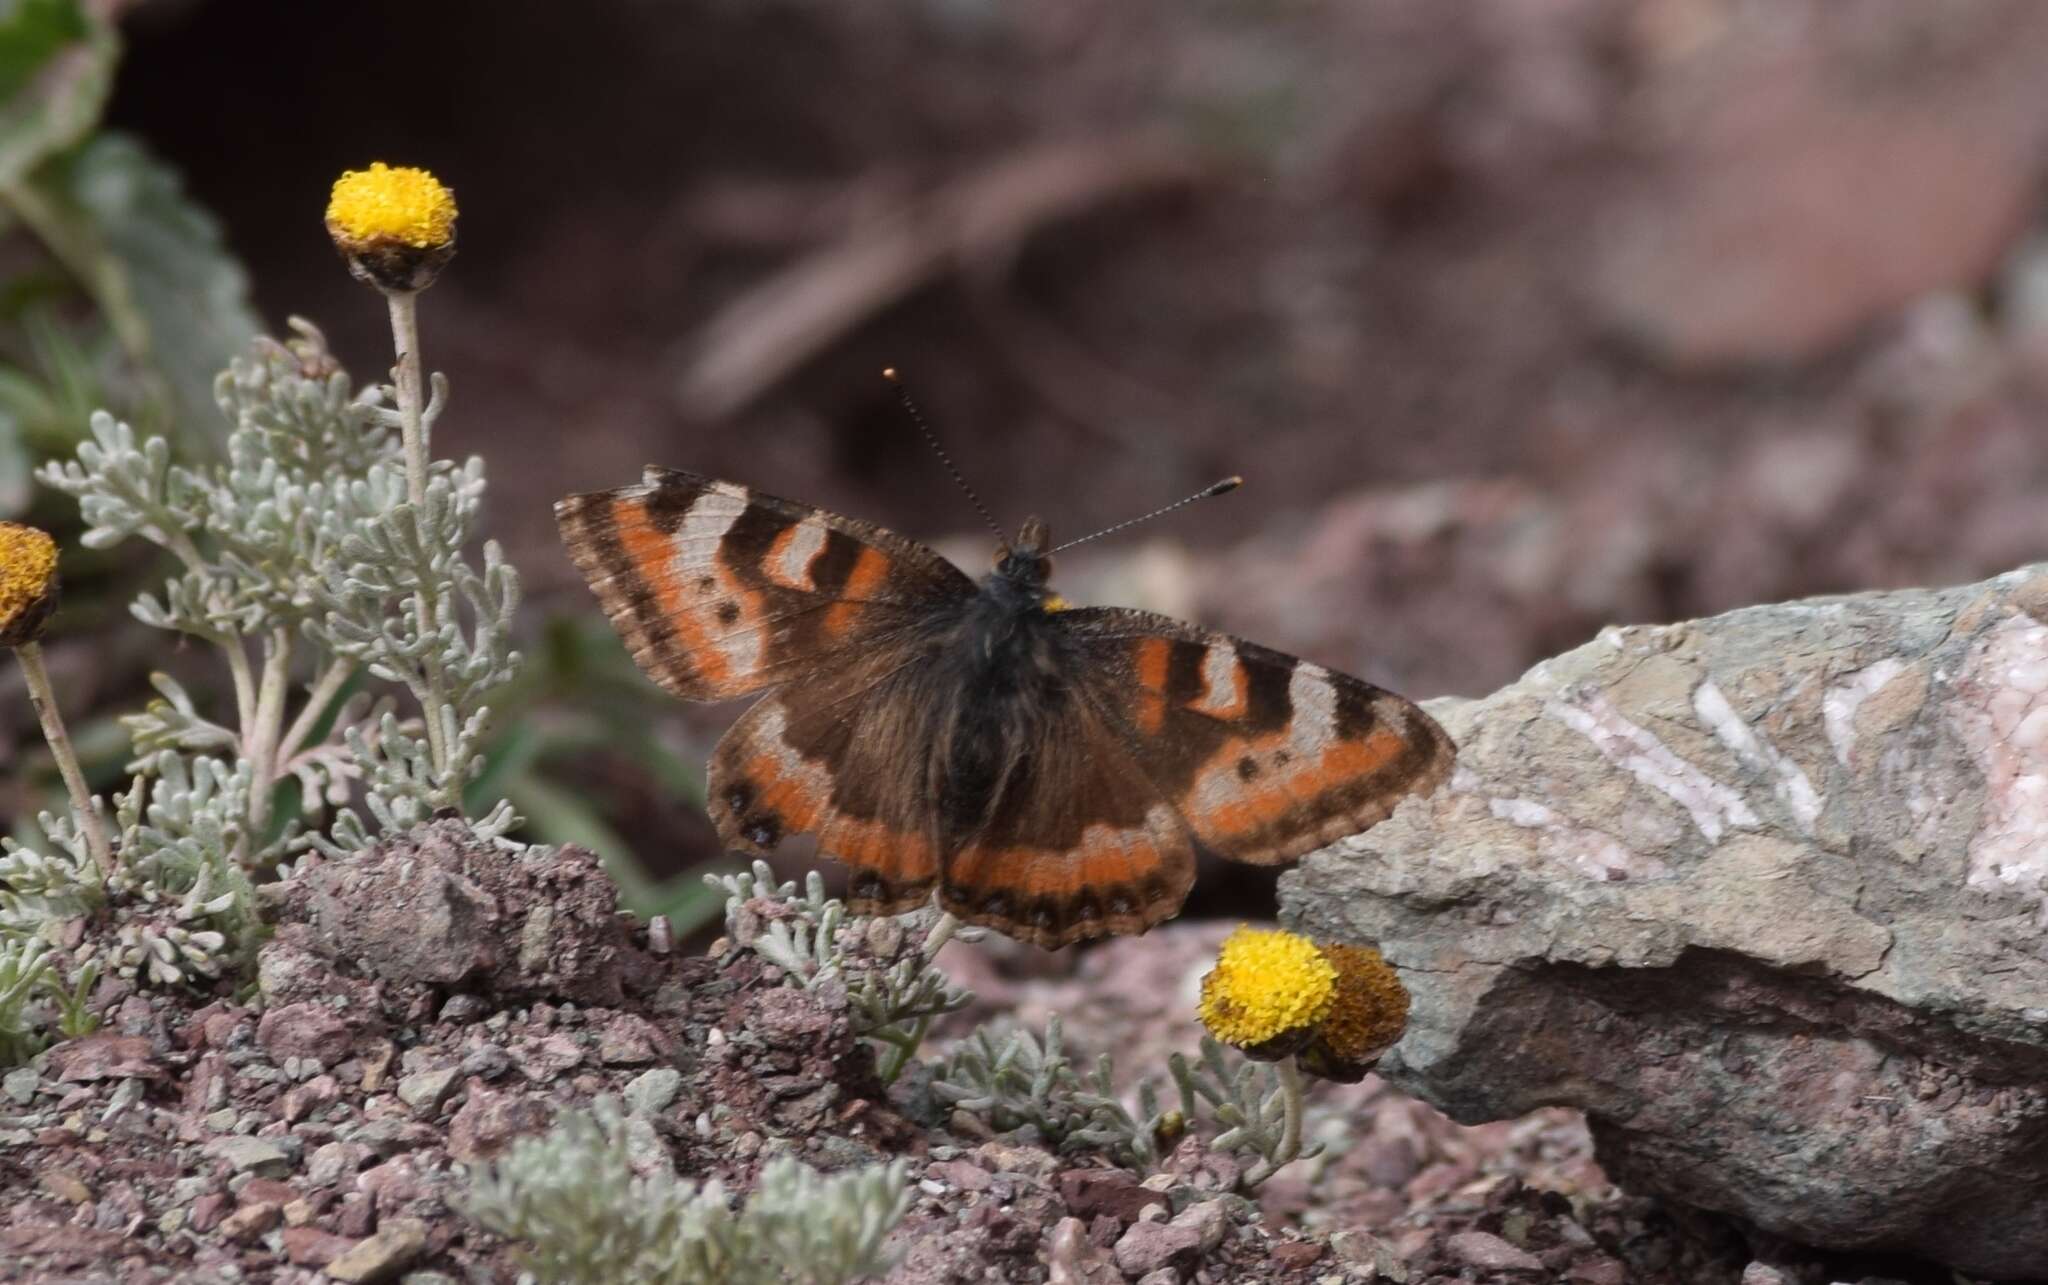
(103, 0, 2048, 895)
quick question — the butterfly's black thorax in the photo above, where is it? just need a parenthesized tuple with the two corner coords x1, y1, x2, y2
(925, 559, 1070, 840)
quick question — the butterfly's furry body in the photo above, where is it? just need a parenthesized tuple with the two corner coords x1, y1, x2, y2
(557, 468, 1453, 948)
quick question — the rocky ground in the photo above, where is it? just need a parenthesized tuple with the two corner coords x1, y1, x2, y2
(0, 821, 1784, 1285)
(7, 819, 1998, 1283)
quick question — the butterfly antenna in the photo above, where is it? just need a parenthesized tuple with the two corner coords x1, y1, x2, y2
(883, 367, 1004, 541)
(1051, 476, 1243, 553)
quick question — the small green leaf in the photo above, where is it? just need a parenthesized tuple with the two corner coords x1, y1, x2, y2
(0, 0, 115, 188)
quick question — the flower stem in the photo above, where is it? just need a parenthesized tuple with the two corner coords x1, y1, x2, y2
(14, 641, 112, 879)
(1245, 1056, 1307, 1188)
(382, 287, 451, 778)
(387, 290, 431, 514)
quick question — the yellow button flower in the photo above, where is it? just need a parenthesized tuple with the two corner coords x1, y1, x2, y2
(325, 163, 458, 292)
(1299, 942, 1409, 1083)
(1198, 926, 1337, 1059)
(0, 521, 59, 647)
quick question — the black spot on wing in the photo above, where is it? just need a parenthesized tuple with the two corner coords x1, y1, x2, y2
(1241, 647, 1297, 732)
(645, 474, 706, 534)
(717, 502, 797, 581)
(1332, 677, 1382, 742)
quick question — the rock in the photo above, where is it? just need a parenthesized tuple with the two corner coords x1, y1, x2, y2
(1329, 1228, 1404, 1279)
(281, 1074, 340, 1124)
(509, 1033, 584, 1082)
(307, 1141, 374, 1188)
(281, 1226, 357, 1267)
(44, 1033, 162, 1082)
(1045, 1216, 1120, 1285)
(40, 1170, 90, 1203)
(188, 1192, 227, 1232)
(597, 1013, 665, 1064)
(278, 819, 641, 1006)
(1740, 1266, 1791, 1285)
(1268, 1240, 1323, 1270)
(1058, 1167, 1159, 1224)
(1111, 1218, 1201, 1277)
(926, 1160, 992, 1193)
(1167, 1201, 1227, 1254)
(622, 1066, 682, 1116)
(395, 1067, 459, 1113)
(358, 1156, 429, 1214)
(203, 1136, 293, 1178)
(256, 1004, 354, 1066)
(240, 1179, 299, 1207)
(1567, 1257, 1626, 1285)
(219, 1201, 280, 1241)
(337, 1191, 377, 1237)
(439, 993, 488, 1023)
(1447, 1230, 1543, 1273)
(447, 1081, 555, 1163)
(324, 1216, 425, 1282)
(3, 1067, 39, 1104)
(1288, 562, 2048, 1278)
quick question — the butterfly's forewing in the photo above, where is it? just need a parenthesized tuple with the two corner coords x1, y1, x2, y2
(1057, 607, 1454, 866)
(554, 467, 975, 701)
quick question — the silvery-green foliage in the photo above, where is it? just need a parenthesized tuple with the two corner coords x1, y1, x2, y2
(708, 860, 977, 1080)
(0, 754, 260, 990)
(33, 317, 522, 865)
(0, 320, 524, 1061)
(0, 937, 56, 1066)
(931, 1014, 1170, 1171)
(1169, 1035, 1321, 1188)
(462, 1098, 911, 1285)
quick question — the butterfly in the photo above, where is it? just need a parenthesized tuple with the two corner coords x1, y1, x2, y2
(555, 462, 1454, 948)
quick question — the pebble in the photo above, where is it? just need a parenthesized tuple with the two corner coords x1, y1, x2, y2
(458, 1044, 512, 1080)
(1170, 1201, 1228, 1254)
(1330, 1229, 1406, 1281)
(440, 993, 489, 1023)
(220, 1201, 281, 1241)
(2, 1067, 38, 1105)
(204, 1135, 293, 1177)
(1568, 1257, 1627, 1285)
(325, 1215, 425, 1282)
(282, 1074, 341, 1124)
(623, 1067, 682, 1115)
(396, 1067, 459, 1113)
(281, 1226, 357, 1267)
(1113, 1219, 1202, 1277)
(307, 1140, 373, 1188)
(1447, 1229, 1545, 1273)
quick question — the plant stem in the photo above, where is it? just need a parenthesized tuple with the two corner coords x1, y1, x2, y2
(242, 628, 292, 855)
(14, 642, 113, 879)
(382, 288, 451, 777)
(387, 290, 431, 514)
(1244, 1057, 1307, 1188)
(876, 1015, 932, 1087)
(276, 658, 353, 765)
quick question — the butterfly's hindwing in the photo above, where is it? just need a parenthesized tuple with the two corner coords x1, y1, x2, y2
(706, 641, 948, 916)
(1060, 608, 1454, 866)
